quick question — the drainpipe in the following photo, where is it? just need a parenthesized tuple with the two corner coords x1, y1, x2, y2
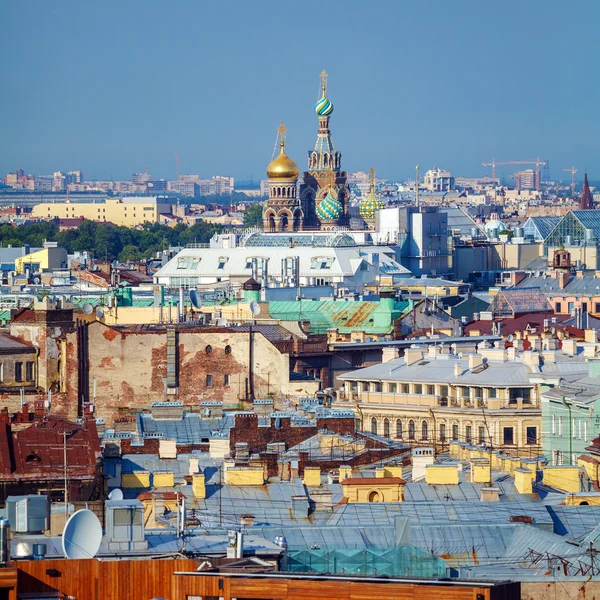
(562, 396, 573, 465)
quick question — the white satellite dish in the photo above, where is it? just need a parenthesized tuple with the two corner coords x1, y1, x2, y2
(507, 334, 514, 342)
(216, 318, 229, 327)
(62, 509, 102, 559)
(95, 307, 104, 319)
(82, 303, 94, 315)
(249, 301, 261, 316)
(189, 289, 202, 309)
(108, 488, 124, 501)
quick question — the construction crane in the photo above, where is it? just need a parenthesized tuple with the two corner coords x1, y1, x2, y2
(562, 166, 577, 198)
(174, 153, 181, 179)
(482, 157, 548, 190)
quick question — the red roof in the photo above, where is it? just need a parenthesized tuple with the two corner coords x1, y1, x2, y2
(0, 416, 100, 481)
(464, 312, 572, 337)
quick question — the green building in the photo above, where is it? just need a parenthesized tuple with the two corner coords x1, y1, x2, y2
(542, 360, 600, 466)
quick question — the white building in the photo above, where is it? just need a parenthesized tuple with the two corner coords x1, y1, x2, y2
(423, 167, 455, 192)
(153, 231, 410, 291)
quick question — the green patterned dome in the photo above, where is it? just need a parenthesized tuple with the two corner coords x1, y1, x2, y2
(315, 96, 334, 116)
(360, 189, 384, 220)
(317, 192, 342, 222)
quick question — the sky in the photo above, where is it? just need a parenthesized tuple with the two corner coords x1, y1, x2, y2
(1, 1, 599, 183)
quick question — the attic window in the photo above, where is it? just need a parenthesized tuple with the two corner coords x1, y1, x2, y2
(418, 361, 430, 365)
(311, 257, 334, 270)
(25, 452, 41, 463)
(217, 257, 228, 270)
(176, 256, 200, 270)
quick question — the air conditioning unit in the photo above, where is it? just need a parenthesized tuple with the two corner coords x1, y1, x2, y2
(6, 495, 49, 533)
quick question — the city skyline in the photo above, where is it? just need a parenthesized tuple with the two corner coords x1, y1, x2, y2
(1, 1, 599, 181)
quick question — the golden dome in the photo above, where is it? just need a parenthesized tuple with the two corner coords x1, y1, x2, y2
(266, 121, 298, 180)
(267, 145, 299, 181)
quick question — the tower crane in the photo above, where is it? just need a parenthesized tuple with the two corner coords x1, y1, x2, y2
(562, 166, 577, 198)
(482, 157, 548, 191)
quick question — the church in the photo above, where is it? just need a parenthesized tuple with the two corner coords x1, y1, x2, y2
(262, 71, 382, 233)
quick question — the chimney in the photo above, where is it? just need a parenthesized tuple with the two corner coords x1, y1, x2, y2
(240, 514, 255, 527)
(468, 354, 483, 370)
(558, 271, 569, 289)
(480, 487, 500, 502)
(404, 346, 424, 366)
(428, 345, 440, 358)
(562, 339, 577, 356)
(576, 270, 584, 279)
(382, 347, 400, 363)
(522, 350, 540, 368)
(454, 363, 463, 377)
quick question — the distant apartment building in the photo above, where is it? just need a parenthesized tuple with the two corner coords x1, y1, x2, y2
(167, 179, 200, 198)
(513, 169, 538, 191)
(34, 178, 53, 192)
(198, 175, 234, 195)
(132, 172, 152, 184)
(423, 167, 455, 192)
(31, 196, 176, 226)
(66, 170, 83, 184)
(52, 171, 66, 191)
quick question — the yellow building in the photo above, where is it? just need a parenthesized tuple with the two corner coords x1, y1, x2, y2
(14, 243, 68, 275)
(336, 343, 547, 454)
(340, 476, 405, 503)
(31, 196, 176, 227)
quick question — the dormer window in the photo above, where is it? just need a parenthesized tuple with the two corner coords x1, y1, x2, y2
(176, 256, 200, 270)
(217, 257, 228, 270)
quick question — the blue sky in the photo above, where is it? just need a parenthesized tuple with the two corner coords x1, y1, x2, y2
(1, 1, 599, 182)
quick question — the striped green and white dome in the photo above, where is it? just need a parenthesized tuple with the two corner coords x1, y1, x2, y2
(315, 96, 334, 116)
(359, 190, 384, 220)
(317, 192, 342, 222)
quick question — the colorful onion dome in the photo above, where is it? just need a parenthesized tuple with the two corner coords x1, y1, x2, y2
(360, 189, 384, 220)
(315, 95, 334, 116)
(316, 191, 342, 222)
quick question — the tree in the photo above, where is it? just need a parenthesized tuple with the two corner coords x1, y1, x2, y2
(243, 203, 264, 228)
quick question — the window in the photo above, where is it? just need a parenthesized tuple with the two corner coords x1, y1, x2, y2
(114, 507, 143, 526)
(426, 385, 434, 395)
(205, 345, 213, 355)
(421, 421, 428, 440)
(465, 425, 472, 443)
(553, 450, 563, 466)
(479, 426, 486, 444)
(559, 416, 563, 436)
(585, 421, 588, 442)
(461, 386, 469, 398)
(396, 419, 402, 438)
(388, 383, 397, 393)
(0, 363, 3, 382)
(573, 418, 577, 438)
(25, 362, 34, 381)
(568, 301, 574, 313)
(440, 385, 448, 397)
(552, 414, 555, 434)
(371, 418, 377, 435)
(206, 374, 213, 387)
(414, 384, 423, 394)
(452, 424, 459, 441)
(408, 420, 415, 440)
(439, 423, 446, 441)
(503, 427, 514, 445)
(555, 302, 562, 313)
(245, 260, 253, 269)
(217, 257, 228, 269)
(526, 427, 537, 445)
(15, 362, 23, 382)
(362, 382, 369, 392)
(373, 382, 382, 392)
(488, 388, 497, 399)
(176, 256, 200, 270)
(311, 257, 334, 269)
(595, 302, 600, 314)
(401, 383, 409, 394)
(224, 374, 230, 386)
(383, 418, 390, 438)
(225, 345, 232, 355)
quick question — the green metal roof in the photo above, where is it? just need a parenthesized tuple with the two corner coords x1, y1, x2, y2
(268, 299, 410, 335)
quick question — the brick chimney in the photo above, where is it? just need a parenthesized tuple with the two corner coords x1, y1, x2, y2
(558, 271, 569, 289)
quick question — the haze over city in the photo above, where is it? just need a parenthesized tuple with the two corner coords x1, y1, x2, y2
(2, 0, 599, 180)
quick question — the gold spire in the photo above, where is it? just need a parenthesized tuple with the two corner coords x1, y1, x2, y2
(369, 167, 376, 193)
(277, 121, 287, 148)
(320, 70, 328, 97)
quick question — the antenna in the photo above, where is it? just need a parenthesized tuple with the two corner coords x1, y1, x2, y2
(108, 488, 124, 501)
(62, 509, 103, 559)
(189, 289, 202, 309)
(95, 307, 104, 319)
(249, 301, 261, 317)
(82, 303, 94, 315)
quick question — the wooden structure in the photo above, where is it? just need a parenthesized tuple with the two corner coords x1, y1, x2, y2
(0, 560, 520, 600)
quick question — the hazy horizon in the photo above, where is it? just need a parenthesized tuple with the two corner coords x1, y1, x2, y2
(2, 0, 599, 182)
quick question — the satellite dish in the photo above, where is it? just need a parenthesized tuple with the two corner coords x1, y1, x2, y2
(95, 307, 104, 319)
(250, 301, 261, 316)
(507, 334, 514, 342)
(216, 318, 229, 327)
(189, 289, 202, 309)
(82, 303, 94, 315)
(108, 488, 124, 501)
(62, 509, 102, 559)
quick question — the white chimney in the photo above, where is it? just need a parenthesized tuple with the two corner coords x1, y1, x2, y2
(468, 354, 484, 370)
(454, 363, 463, 377)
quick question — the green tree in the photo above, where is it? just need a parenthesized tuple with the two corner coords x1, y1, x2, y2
(119, 245, 141, 261)
(243, 203, 264, 227)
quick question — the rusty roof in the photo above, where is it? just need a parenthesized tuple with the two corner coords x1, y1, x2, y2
(0, 333, 35, 356)
(0, 416, 100, 481)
